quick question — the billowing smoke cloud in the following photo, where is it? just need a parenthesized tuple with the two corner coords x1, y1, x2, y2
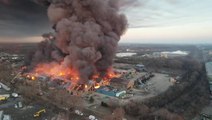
(34, 0, 128, 84)
(0, 0, 10, 5)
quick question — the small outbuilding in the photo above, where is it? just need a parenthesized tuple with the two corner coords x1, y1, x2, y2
(96, 86, 126, 97)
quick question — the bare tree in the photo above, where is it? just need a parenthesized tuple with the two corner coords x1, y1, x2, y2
(51, 112, 69, 120)
(153, 109, 184, 120)
(104, 108, 125, 120)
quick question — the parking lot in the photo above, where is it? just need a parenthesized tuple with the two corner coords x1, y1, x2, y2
(0, 82, 57, 120)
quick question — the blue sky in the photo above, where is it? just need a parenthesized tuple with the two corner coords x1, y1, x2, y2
(121, 0, 212, 44)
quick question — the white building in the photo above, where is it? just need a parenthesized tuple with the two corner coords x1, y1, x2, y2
(153, 50, 189, 58)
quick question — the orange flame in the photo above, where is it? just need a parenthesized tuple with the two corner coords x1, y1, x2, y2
(106, 71, 119, 79)
(85, 85, 88, 89)
(31, 76, 36, 80)
(33, 63, 79, 83)
(27, 63, 121, 91)
(59, 72, 65, 76)
(94, 83, 100, 89)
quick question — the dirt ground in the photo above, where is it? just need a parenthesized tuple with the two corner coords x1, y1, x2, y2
(149, 73, 172, 94)
(129, 73, 172, 102)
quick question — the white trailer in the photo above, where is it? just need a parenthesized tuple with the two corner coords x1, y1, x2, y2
(0, 83, 10, 91)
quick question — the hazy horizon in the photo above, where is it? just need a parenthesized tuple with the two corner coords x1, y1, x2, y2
(0, 0, 212, 44)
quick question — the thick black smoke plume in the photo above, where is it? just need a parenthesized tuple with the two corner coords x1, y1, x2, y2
(33, 0, 128, 83)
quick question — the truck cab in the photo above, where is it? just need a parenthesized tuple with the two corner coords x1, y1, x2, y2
(33, 109, 46, 118)
(0, 97, 7, 101)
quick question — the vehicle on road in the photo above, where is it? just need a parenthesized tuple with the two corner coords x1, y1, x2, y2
(89, 115, 98, 120)
(0, 96, 7, 101)
(33, 109, 46, 118)
(11, 93, 18, 98)
(74, 110, 83, 116)
(14, 102, 23, 108)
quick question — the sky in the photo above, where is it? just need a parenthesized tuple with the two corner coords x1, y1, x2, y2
(0, 0, 212, 44)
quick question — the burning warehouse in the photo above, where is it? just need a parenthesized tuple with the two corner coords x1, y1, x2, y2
(25, 0, 128, 90)
(22, 70, 119, 94)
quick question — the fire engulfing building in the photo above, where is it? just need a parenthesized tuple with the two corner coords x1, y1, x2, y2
(29, 0, 128, 85)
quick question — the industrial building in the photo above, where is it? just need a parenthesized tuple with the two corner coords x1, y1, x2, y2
(152, 50, 189, 58)
(96, 86, 126, 98)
